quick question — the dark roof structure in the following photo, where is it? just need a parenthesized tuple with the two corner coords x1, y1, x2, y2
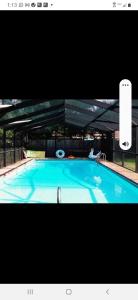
(0, 99, 138, 132)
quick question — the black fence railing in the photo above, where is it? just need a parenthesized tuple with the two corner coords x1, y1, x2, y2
(27, 138, 102, 158)
(113, 150, 138, 173)
(0, 148, 23, 169)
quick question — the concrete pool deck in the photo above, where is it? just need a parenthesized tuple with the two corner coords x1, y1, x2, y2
(100, 160, 138, 185)
(0, 158, 33, 177)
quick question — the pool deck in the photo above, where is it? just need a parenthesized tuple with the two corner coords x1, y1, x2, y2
(100, 160, 138, 185)
(0, 158, 33, 177)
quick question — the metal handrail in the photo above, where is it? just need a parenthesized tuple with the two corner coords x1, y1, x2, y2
(57, 186, 61, 203)
(101, 153, 106, 161)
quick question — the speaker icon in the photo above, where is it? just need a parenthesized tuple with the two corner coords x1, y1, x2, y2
(122, 141, 129, 147)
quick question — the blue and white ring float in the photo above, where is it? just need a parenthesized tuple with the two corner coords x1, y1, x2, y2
(56, 149, 65, 159)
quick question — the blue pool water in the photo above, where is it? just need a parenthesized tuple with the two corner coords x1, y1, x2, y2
(0, 159, 137, 203)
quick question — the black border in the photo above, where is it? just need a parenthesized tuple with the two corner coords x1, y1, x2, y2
(0, 9, 138, 284)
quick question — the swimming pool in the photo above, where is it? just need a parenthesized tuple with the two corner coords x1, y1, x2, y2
(0, 159, 137, 203)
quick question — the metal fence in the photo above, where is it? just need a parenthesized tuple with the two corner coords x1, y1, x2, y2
(113, 127, 138, 173)
(27, 138, 94, 157)
(0, 148, 23, 169)
(25, 136, 114, 159)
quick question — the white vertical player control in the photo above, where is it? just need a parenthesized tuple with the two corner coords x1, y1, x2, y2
(119, 79, 132, 150)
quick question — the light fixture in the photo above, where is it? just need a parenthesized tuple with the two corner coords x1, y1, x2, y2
(0, 104, 12, 109)
(32, 126, 42, 129)
(9, 120, 32, 124)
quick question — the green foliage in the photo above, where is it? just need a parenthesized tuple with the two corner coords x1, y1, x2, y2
(0, 128, 3, 138)
(0, 129, 14, 138)
(6, 130, 14, 138)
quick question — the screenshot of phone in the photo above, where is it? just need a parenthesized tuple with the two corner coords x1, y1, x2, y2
(0, 0, 138, 298)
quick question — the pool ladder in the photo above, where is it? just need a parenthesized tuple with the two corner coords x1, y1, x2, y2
(101, 153, 106, 161)
(57, 186, 61, 204)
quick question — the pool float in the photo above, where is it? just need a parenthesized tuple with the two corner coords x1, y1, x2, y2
(56, 149, 65, 159)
